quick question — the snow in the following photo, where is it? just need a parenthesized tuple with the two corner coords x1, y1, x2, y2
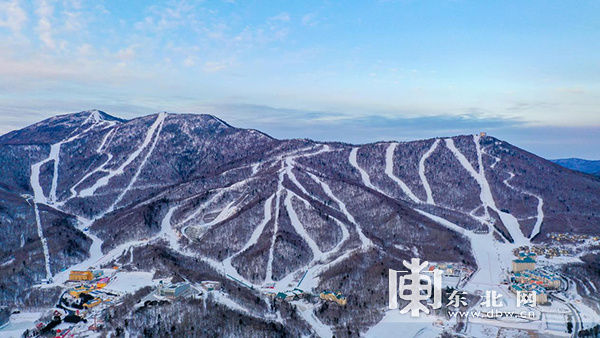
(106, 112, 166, 213)
(385, 143, 420, 203)
(33, 202, 52, 280)
(0, 312, 43, 338)
(349, 147, 377, 190)
(48, 143, 61, 203)
(60, 125, 118, 204)
(415, 208, 513, 293)
(285, 192, 323, 261)
(265, 166, 285, 283)
(285, 157, 311, 199)
(445, 136, 528, 246)
(156, 206, 180, 251)
(366, 311, 442, 338)
(0, 257, 14, 267)
(292, 301, 334, 338)
(418, 139, 439, 204)
(104, 271, 156, 293)
(210, 291, 251, 315)
(502, 172, 545, 239)
(307, 172, 373, 248)
(79, 113, 166, 197)
(235, 195, 274, 254)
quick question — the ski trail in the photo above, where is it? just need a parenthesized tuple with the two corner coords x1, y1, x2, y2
(96, 126, 116, 152)
(79, 113, 166, 197)
(221, 195, 275, 280)
(287, 188, 352, 257)
(60, 125, 118, 205)
(481, 145, 501, 169)
(180, 176, 258, 227)
(349, 147, 377, 190)
(503, 172, 545, 239)
(157, 206, 180, 251)
(328, 218, 350, 255)
(285, 192, 323, 261)
(294, 302, 334, 338)
(307, 172, 373, 248)
(48, 115, 104, 203)
(33, 203, 52, 280)
(31, 114, 101, 204)
(418, 139, 439, 204)
(445, 135, 528, 245)
(237, 195, 274, 254)
(285, 157, 311, 204)
(29, 117, 103, 279)
(265, 165, 285, 283)
(106, 113, 166, 213)
(251, 163, 260, 176)
(384, 143, 421, 203)
(284, 145, 331, 206)
(48, 144, 61, 203)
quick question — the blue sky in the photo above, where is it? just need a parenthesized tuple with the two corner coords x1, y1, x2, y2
(0, 0, 598, 158)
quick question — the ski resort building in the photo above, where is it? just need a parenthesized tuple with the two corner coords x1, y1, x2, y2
(509, 284, 548, 305)
(69, 270, 94, 281)
(320, 291, 347, 306)
(512, 270, 561, 289)
(200, 281, 221, 291)
(158, 282, 190, 299)
(512, 255, 536, 273)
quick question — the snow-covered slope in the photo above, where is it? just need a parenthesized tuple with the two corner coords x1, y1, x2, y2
(1, 111, 599, 336)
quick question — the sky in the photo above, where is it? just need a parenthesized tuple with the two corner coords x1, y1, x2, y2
(0, 0, 598, 159)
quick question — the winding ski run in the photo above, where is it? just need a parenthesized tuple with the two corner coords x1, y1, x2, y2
(29, 112, 165, 282)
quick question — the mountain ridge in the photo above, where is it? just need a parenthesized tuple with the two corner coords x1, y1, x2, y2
(0, 110, 599, 336)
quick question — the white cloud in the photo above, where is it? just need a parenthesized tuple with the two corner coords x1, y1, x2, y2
(0, 0, 27, 33)
(183, 56, 195, 67)
(203, 59, 231, 72)
(116, 45, 137, 62)
(35, 0, 55, 49)
(301, 13, 317, 27)
(269, 12, 290, 22)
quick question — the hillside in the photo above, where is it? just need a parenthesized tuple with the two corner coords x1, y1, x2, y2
(1, 110, 599, 337)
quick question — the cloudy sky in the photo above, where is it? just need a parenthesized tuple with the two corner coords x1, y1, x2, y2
(0, 0, 598, 158)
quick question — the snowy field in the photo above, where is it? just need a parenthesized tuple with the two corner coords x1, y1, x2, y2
(103, 271, 157, 293)
(0, 312, 43, 338)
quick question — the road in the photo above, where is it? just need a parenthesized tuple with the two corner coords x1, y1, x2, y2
(549, 294, 581, 338)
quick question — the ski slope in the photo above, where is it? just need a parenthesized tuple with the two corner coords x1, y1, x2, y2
(502, 172, 545, 239)
(418, 139, 439, 204)
(445, 136, 529, 246)
(79, 113, 166, 197)
(106, 112, 166, 213)
(385, 143, 420, 203)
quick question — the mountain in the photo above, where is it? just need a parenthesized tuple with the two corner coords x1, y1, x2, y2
(552, 158, 600, 176)
(1, 110, 599, 337)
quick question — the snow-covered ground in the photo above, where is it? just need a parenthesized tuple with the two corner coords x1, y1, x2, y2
(79, 113, 166, 198)
(385, 143, 420, 203)
(103, 271, 157, 294)
(0, 312, 43, 338)
(418, 139, 439, 205)
(366, 311, 443, 338)
(291, 301, 333, 337)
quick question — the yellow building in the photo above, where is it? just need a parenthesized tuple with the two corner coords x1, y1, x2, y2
(83, 298, 102, 308)
(69, 270, 94, 281)
(320, 291, 347, 306)
(512, 256, 535, 273)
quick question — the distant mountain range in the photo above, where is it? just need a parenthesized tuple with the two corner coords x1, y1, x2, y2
(551, 158, 600, 176)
